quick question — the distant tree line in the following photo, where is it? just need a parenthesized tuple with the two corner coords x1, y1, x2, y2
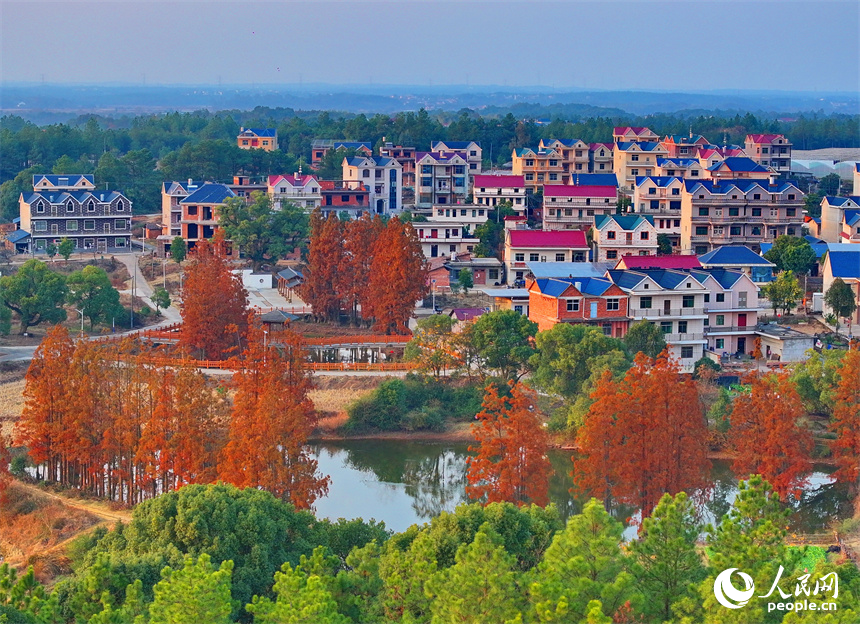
(2, 107, 858, 221)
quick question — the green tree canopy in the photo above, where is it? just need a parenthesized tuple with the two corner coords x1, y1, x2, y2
(622, 319, 667, 359)
(151, 286, 171, 313)
(761, 269, 803, 315)
(66, 265, 123, 330)
(469, 309, 538, 381)
(218, 192, 309, 269)
(457, 268, 473, 294)
(824, 277, 857, 323)
(149, 554, 234, 624)
(169, 236, 187, 263)
(247, 560, 349, 624)
(0, 259, 67, 335)
(764, 236, 816, 275)
(58, 237, 75, 262)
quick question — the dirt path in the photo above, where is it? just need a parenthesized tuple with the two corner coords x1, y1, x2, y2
(13, 480, 132, 524)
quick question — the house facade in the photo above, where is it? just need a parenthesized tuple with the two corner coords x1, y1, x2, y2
(822, 248, 860, 325)
(379, 143, 416, 187)
(693, 269, 762, 356)
(342, 156, 402, 214)
(697, 245, 776, 285)
(267, 173, 322, 211)
(593, 214, 658, 262)
(414, 152, 470, 208)
(472, 174, 526, 212)
(527, 276, 629, 335)
(681, 179, 804, 254)
(411, 210, 483, 258)
(429, 141, 482, 180)
(319, 180, 370, 219)
(311, 140, 372, 167)
(542, 185, 616, 231)
(613, 126, 660, 144)
(511, 147, 565, 194)
(820, 195, 860, 242)
(504, 228, 589, 285)
(20, 175, 131, 254)
(161, 180, 205, 243)
(237, 128, 278, 151)
(632, 176, 685, 249)
(745, 134, 792, 175)
(706, 157, 774, 182)
(538, 139, 590, 181)
(178, 183, 237, 256)
(589, 143, 614, 173)
(613, 142, 669, 193)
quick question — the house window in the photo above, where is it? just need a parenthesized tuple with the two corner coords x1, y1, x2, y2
(787, 227, 796, 236)
(696, 226, 708, 235)
(716, 315, 725, 326)
(788, 194, 796, 200)
(640, 296, 652, 309)
(631, 155, 639, 162)
(607, 231, 616, 240)
(489, 269, 499, 280)
(698, 207, 709, 216)
(716, 293, 725, 302)
(549, 174, 558, 181)
(115, 238, 126, 248)
(602, 324, 612, 336)
(555, 253, 565, 262)
(34, 221, 47, 231)
(515, 253, 525, 262)
(606, 298, 620, 311)
(363, 170, 371, 178)
(716, 339, 725, 350)
(606, 250, 618, 259)
(84, 220, 95, 230)
(682, 295, 695, 308)
(786, 208, 796, 217)
(660, 321, 672, 334)
(681, 346, 694, 359)
(730, 226, 741, 235)
(640, 231, 649, 240)
(567, 299, 580, 311)
(752, 208, 761, 216)
(631, 169, 639, 176)
(66, 220, 78, 231)
(529, 253, 539, 262)
(672, 188, 680, 196)
(729, 207, 739, 216)
(704, 294, 710, 303)
(36, 202, 45, 213)
(114, 219, 126, 230)
(116, 201, 124, 211)
(678, 320, 688, 334)
(66, 201, 75, 213)
(649, 188, 656, 195)
(514, 305, 523, 314)
(525, 173, 534, 181)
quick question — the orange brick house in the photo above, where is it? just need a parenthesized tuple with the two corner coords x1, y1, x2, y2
(527, 276, 630, 336)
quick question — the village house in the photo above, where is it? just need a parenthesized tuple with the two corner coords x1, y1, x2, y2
(342, 155, 402, 214)
(822, 247, 860, 325)
(472, 174, 526, 213)
(379, 142, 416, 187)
(411, 209, 484, 258)
(692, 268, 762, 356)
(539, 139, 590, 180)
(543, 185, 616, 231)
(429, 141, 482, 180)
(267, 172, 322, 211)
(511, 146, 565, 194)
(228, 175, 267, 200)
(697, 244, 776, 285)
(632, 176, 685, 249)
(819, 195, 860, 242)
(605, 268, 709, 372)
(593, 214, 658, 262)
(311, 140, 372, 167)
(160, 180, 205, 247)
(745, 134, 792, 176)
(480, 286, 531, 316)
(613, 126, 660, 144)
(178, 183, 237, 257)
(655, 158, 704, 179)
(426, 252, 502, 291)
(318, 180, 370, 219)
(237, 128, 278, 151)
(613, 141, 669, 194)
(680, 179, 804, 254)
(504, 226, 589, 285)
(659, 134, 710, 158)
(588, 143, 614, 173)
(414, 151, 471, 208)
(20, 174, 131, 254)
(705, 156, 774, 182)
(527, 275, 629, 335)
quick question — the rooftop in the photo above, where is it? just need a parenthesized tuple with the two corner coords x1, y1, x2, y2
(508, 229, 588, 249)
(698, 245, 775, 267)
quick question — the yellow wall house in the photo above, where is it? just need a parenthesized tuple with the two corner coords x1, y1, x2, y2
(237, 127, 278, 151)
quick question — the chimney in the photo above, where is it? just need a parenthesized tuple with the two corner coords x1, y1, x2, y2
(451, 251, 457, 261)
(188, 178, 192, 187)
(240, 127, 244, 132)
(575, 281, 582, 291)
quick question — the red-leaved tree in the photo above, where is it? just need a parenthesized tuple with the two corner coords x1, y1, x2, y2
(574, 350, 711, 517)
(729, 371, 812, 498)
(301, 210, 346, 323)
(466, 382, 552, 506)
(831, 349, 860, 493)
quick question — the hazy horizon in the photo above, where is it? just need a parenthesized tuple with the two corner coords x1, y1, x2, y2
(2, 1, 859, 93)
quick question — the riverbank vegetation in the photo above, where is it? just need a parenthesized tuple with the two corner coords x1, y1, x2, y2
(2, 478, 857, 624)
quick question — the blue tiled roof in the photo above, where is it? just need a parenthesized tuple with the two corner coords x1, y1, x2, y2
(606, 270, 647, 290)
(684, 179, 799, 195)
(698, 245, 774, 266)
(535, 276, 614, 297)
(23, 190, 124, 204)
(694, 268, 744, 290)
(615, 142, 666, 152)
(12, 217, 20, 224)
(656, 158, 697, 167)
(569, 173, 618, 187)
(827, 250, 860, 279)
(346, 156, 398, 167)
(5, 230, 30, 243)
(845, 210, 860, 227)
(535, 278, 571, 298)
(333, 141, 371, 150)
(32, 174, 95, 187)
(164, 180, 206, 194)
(180, 183, 236, 204)
(635, 175, 683, 188)
(240, 128, 276, 137)
(824, 196, 858, 207)
(706, 157, 770, 173)
(432, 141, 479, 150)
(594, 214, 653, 230)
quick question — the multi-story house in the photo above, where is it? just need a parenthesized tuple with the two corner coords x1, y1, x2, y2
(745, 134, 792, 176)
(229, 175, 267, 200)
(319, 180, 370, 219)
(342, 156, 402, 214)
(411, 212, 482, 259)
(527, 276, 629, 336)
(681, 179, 804, 254)
(472, 174, 526, 212)
(161, 180, 205, 244)
(237, 128, 278, 151)
(430, 141, 482, 180)
(543, 185, 616, 231)
(267, 173, 322, 211)
(379, 143, 416, 187)
(822, 247, 860, 326)
(311, 140, 372, 167)
(613, 126, 659, 144)
(706, 157, 774, 182)
(21, 174, 131, 254)
(593, 214, 658, 262)
(414, 152, 470, 208)
(655, 158, 704, 179)
(691, 268, 762, 356)
(605, 268, 709, 372)
(504, 227, 589, 285)
(613, 142, 669, 193)
(614, 255, 702, 271)
(179, 183, 237, 256)
(819, 195, 860, 242)
(588, 143, 614, 173)
(696, 147, 748, 170)
(632, 176, 685, 248)
(659, 134, 710, 158)
(539, 139, 590, 181)
(511, 147, 565, 194)
(855, 163, 860, 195)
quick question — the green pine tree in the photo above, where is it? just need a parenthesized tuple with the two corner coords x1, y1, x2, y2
(246, 561, 348, 624)
(148, 554, 234, 624)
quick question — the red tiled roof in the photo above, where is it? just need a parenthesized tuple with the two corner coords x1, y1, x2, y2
(473, 174, 524, 188)
(268, 174, 318, 187)
(543, 185, 616, 198)
(746, 134, 784, 143)
(509, 229, 588, 249)
(616, 255, 702, 270)
(318, 180, 367, 191)
(504, 215, 527, 221)
(449, 308, 486, 321)
(614, 126, 651, 135)
(589, 143, 613, 151)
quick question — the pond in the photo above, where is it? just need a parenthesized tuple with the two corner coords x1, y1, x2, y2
(310, 440, 852, 535)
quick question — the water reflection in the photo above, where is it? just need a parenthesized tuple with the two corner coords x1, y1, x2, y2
(310, 441, 851, 535)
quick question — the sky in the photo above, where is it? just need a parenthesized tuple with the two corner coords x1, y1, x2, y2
(1, 0, 859, 93)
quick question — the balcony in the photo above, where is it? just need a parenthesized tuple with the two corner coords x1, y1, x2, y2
(705, 326, 755, 334)
(663, 332, 705, 342)
(634, 307, 706, 318)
